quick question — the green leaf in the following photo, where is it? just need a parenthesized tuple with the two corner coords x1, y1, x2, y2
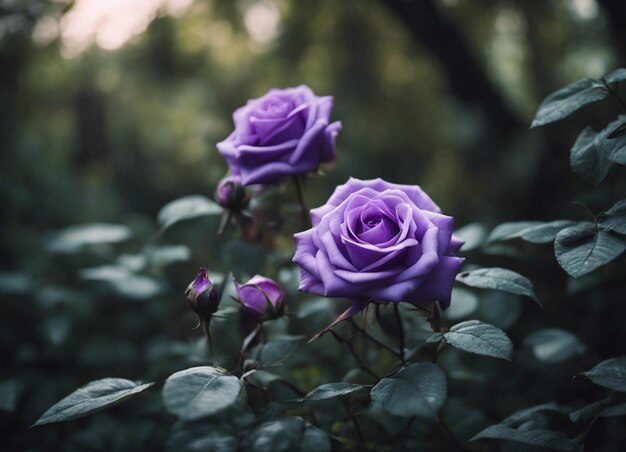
(302, 424, 331, 452)
(157, 195, 223, 230)
(443, 320, 513, 361)
(554, 222, 626, 278)
(47, 223, 133, 254)
(242, 417, 305, 452)
(570, 395, 626, 422)
(296, 383, 369, 402)
(453, 222, 488, 251)
(581, 356, 626, 392)
(570, 118, 626, 185)
(445, 287, 479, 321)
(0, 379, 19, 412)
(249, 335, 305, 369)
(33, 378, 154, 426)
(524, 328, 585, 364)
(455, 267, 541, 306)
(604, 68, 626, 84)
(488, 221, 575, 244)
(166, 421, 239, 452)
(531, 77, 607, 128)
(370, 363, 446, 418)
(162, 367, 243, 421)
(470, 424, 578, 451)
(600, 199, 626, 234)
(79, 265, 163, 300)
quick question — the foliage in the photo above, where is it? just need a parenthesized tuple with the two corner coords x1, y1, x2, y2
(3, 2, 626, 451)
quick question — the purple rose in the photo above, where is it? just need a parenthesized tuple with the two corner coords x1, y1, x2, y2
(185, 268, 221, 317)
(233, 275, 285, 320)
(293, 178, 464, 314)
(217, 85, 342, 186)
(215, 174, 249, 211)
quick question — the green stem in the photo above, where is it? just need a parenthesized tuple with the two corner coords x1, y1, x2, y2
(330, 330, 379, 379)
(293, 175, 311, 229)
(201, 317, 215, 366)
(392, 304, 406, 364)
(349, 319, 402, 359)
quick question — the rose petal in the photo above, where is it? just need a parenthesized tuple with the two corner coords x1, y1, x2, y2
(405, 256, 464, 307)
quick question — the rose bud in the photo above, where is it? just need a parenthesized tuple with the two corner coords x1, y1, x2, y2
(185, 268, 221, 317)
(233, 275, 285, 321)
(215, 174, 249, 211)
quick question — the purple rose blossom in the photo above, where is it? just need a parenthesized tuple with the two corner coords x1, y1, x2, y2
(217, 85, 342, 186)
(215, 174, 249, 211)
(185, 268, 221, 317)
(233, 275, 285, 320)
(293, 178, 464, 321)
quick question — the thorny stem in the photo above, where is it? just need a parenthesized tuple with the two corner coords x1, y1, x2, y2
(329, 330, 379, 379)
(437, 413, 460, 449)
(349, 319, 402, 359)
(351, 414, 366, 449)
(292, 175, 311, 229)
(201, 317, 215, 366)
(393, 304, 406, 364)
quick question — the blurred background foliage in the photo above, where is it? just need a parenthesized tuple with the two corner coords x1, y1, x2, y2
(2, 0, 626, 450)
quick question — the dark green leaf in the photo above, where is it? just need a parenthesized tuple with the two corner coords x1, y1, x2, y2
(370, 363, 446, 418)
(162, 367, 243, 421)
(47, 223, 133, 253)
(570, 118, 626, 185)
(0, 379, 19, 412)
(296, 383, 369, 402)
(554, 222, 626, 278)
(470, 424, 578, 451)
(600, 199, 626, 234)
(453, 222, 488, 251)
(604, 68, 626, 84)
(531, 78, 607, 128)
(79, 265, 163, 300)
(445, 288, 479, 321)
(157, 195, 223, 230)
(524, 328, 585, 363)
(242, 417, 305, 452)
(600, 401, 626, 418)
(502, 403, 571, 426)
(455, 267, 540, 305)
(570, 395, 626, 422)
(302, 424, 331, 452)
(488, 221, 576, 244)
(166, 421, 239, 452)
(444, 320, 513, 361)
(33, 378, 154, 426)
(582, 356, 626, 392)
(249, 335, 305, 369)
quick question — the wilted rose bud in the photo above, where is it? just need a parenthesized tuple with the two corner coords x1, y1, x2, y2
(233, 275, 285, 321)
(216, 174, 249, 211)
(185, 268, 220, 317)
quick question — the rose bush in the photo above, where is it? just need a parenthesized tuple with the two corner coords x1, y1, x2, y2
(293, 178, 464, 311)
(216, 85, 342, 185)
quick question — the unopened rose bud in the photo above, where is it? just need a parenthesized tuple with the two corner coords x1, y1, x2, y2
(185, 268, 220, 317)
(216, 174, 249, 211)
(233, 275, 285, 321)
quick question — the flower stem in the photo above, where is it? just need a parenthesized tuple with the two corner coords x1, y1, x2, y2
(201, 317, 215, 366)
(330, 329, 379, 379)
(349, 319, 402, 359)
(392, 304, 406, 364)
(292, 175, 311, 229)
